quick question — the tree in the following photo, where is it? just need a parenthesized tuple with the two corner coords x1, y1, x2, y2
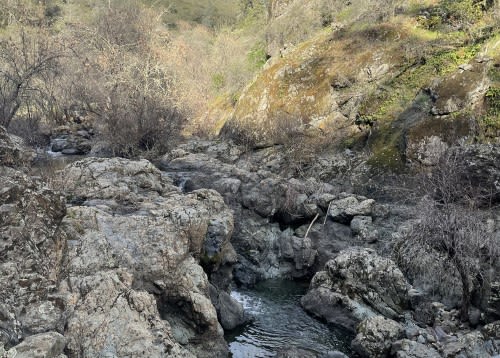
(396, 150, 499, 321)
(0, 30, 62, 128)
(64, 0, 183, 156)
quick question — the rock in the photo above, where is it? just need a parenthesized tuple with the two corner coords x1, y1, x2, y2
(301, 285, 377, 331)
(430, 62, 490, 115)
(350, 215, 378, 242)
(0, 126, 65, 347)
(351, 316, 404, 358)
(63, 270, 193, 358)
(209, 286, 246, 331)
(391, 339, 441, 358)
(457, 144, 500, 205)
(58, 157, 234, 357)
(301, 248, 411, 331)
(61, 157, 175, 204)
(6, 332, 66, 358)
(0, 125, 35, 167)
(468, 306, 482, 327)
(0, 165, 66, 347)
(49, 125, 93, 155)
(440, 331, 497, 358)
(406, 135, 449, 166)
(482, 321, 500, 340)
(19, 301, 63, 336)
(328, 196, 375, 224)
(296, 220, 357, 272)
(413, 302, 439, 326)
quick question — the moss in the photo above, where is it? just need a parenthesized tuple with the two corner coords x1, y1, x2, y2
(367, 124, 406, 172)
(489, 65, 500, 82)
(199, 251, 222, 272)
(360, 42, 481, 125)
(248, 42, 268, 70)
(409, 115, 472, 144)
(479, 85, 500, 138)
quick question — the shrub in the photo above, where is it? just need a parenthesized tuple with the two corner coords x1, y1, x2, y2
(0, 29, 63, 128)
(442, 0, 483, 27)
(395, 150, 499, 321)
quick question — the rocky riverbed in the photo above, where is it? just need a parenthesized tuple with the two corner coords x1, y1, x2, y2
(1, 126, 500, 357)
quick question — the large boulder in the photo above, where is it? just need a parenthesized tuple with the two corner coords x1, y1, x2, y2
(351, 316, 404, 358)
(430, 62, 490, 116)
(327, 194, 375, 224)
(301, 247, 411, 331)
(0, 125, 35, 167)
(209, 286, 246, 330)
(62, 270, 193, 358)
(58, 157, 236, 357)
(391, 339, 441, 358)
(2, 332, 66, 358)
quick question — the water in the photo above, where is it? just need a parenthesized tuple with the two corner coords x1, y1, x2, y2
(226, 279, 354, 357)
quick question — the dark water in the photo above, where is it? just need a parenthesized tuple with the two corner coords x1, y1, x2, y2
(226, 280, 353, 357)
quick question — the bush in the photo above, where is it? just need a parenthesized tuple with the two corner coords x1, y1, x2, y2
(441, 0, 483, 28)
(98, 81, 184, 157)
(395, 150, 499, 321)
(0, 29, 63, 128)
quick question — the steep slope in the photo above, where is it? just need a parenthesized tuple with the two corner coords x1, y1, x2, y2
(221, 1, 500, 171)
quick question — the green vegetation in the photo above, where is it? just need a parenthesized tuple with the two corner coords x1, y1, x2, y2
(480, 85, 500, 137)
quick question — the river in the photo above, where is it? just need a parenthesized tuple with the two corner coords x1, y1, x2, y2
(226, 279, 354, 357)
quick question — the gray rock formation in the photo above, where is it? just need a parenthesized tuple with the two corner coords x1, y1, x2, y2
(301, 247, 411, 331)
(49, 126, 92, 155)
(0, 160, 66, 347)
(2, 332, 67, 358)
(0, 130, 240, 357)
(351, 316, 404, 358)
(58, 157, 236, 357)
(0, 125, 35, 167)
(159, 145, 388, 284)
(391, 339, 441, 358)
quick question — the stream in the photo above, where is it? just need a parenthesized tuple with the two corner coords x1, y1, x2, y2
(226, 279, 354, 358)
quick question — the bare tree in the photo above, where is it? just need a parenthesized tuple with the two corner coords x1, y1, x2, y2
(396, 150, 500, 321)
(0, 29, 62, 128)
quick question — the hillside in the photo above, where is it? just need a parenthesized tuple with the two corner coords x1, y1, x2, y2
(220, 0, 500, 171)
(1, 1, 500, 358)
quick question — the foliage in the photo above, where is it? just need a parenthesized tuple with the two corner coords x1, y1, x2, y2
(480, 85, 500, 137)
(441, 0, 484, 27)
(248, 43, 268, 70)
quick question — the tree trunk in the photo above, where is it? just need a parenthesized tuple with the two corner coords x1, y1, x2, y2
(456, 260, 471, 321)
